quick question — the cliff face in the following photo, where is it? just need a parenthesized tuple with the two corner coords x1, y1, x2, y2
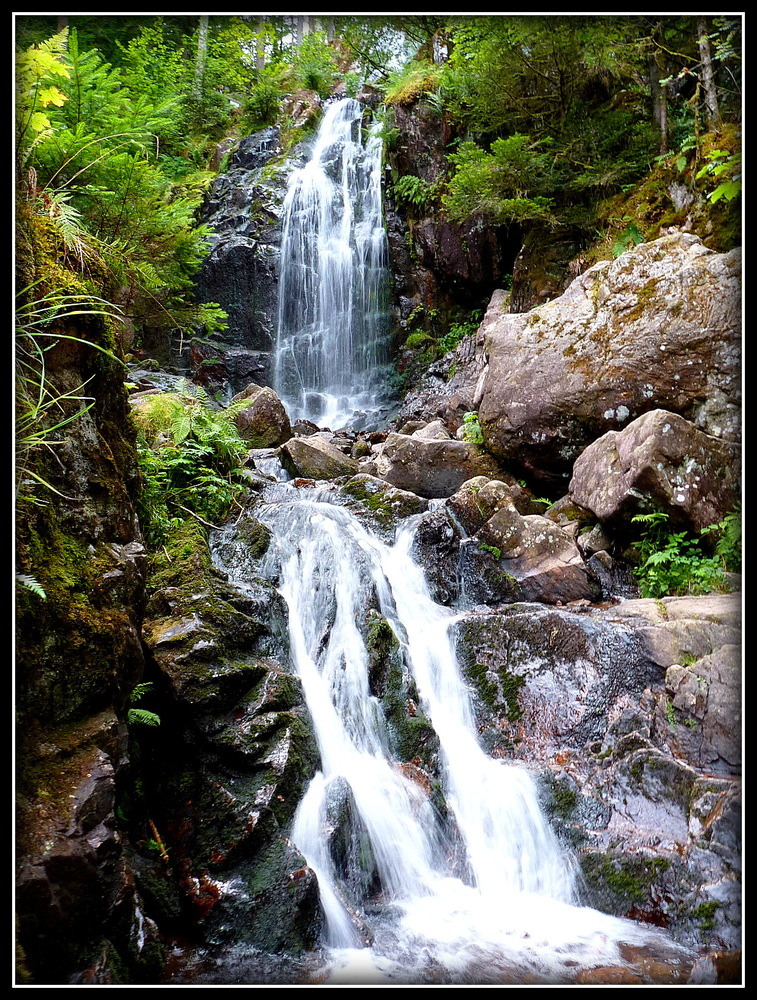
(15, 263, 154, 981)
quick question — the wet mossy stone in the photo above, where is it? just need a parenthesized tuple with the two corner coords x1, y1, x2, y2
(579, 851, 677, 918)
(235, 515, 272, 559)
(341, 473, 428, 535)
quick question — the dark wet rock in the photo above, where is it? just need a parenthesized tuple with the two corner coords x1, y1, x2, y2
(340, 473, 429, 537)
(192, 126, 289, 394)
(135, 521, 321, 955)
(409, 506, 464, 606)
(453, 591, 741, 950)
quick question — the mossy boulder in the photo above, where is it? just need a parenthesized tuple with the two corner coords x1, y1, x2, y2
(478, 233, 741, 487)
(340, 473, 428, 536)
(226, 383, 292, 448)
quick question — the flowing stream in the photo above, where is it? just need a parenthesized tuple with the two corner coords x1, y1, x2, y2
(198, 94, 694, 986)
(215, 486, 692, 985)
(273, 98, 392, 431)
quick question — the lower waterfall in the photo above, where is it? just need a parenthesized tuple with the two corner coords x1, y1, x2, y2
(210, 485, 693, 985)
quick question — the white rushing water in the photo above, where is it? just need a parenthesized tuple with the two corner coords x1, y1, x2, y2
(247, 489, 689, 985)
(273, 99, 391, 431)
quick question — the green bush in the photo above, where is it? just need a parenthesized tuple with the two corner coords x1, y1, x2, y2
(460, 411, 484, 444)
(133, 387, 248, 546)
(631, 511, 740, 598)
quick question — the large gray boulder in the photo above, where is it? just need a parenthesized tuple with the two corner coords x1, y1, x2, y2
(477, 233, 741, 487)
(374, 431, 504, 499)
(228, 383, 292, 448)
(281, 435, 360, 480)
(455, 591, 741, 950)
(468, 498, 600, 605)
(568, 409, 741, 533)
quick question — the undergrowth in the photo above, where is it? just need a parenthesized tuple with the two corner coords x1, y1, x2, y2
(631, 510, 741, 598)
(133, 385, 248, 547)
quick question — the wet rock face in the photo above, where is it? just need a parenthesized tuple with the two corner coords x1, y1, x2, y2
(134, 521, 322, 955)
(192, 127, 291, 393)
(16, 714, 163, 985)
(385, 101, 520, 328)
(455, 591, 741, 952)
(477, 233, 741, 487)
(15, 320, 154, 983)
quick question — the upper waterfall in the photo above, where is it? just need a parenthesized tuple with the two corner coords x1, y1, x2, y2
(273, 98, 392, 431)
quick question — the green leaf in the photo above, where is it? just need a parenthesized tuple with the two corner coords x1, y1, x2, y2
(15, 574, 47, 599)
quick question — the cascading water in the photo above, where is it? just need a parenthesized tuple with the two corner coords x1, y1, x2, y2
(273, 98, 392, 431)
(210, 486, 692, 985)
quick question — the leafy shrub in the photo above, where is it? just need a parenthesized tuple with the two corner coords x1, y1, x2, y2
(460, 411, 484, 445)
(438, 315, 481, 354)
(392, 174, 438, 212)
(631, 511, 739, 598)
(443, 136, 556, 225)
(133, 387, 248, 546)
(290, 30, 338, 97)
(383, 61, 443, 106)
(240, 64, 287, 131)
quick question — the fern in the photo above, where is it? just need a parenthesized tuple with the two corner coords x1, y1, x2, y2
(127, 707, 161, 728)
(15, 574, 47, 599)
(127, 682, 160, 727)
(630, 512, 731, 598)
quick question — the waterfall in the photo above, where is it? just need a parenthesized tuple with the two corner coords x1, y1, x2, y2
(230, 488, 689, 985)
(273, 98, 391, 430)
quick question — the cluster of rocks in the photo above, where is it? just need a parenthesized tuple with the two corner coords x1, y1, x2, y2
(201, 231, 741, 973)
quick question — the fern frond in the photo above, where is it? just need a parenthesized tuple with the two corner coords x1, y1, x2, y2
(15, 574, 47, 599)
(129, 682, 154, 703)
(127, 707, 161, 727)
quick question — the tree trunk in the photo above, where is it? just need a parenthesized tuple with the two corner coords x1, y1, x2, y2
(253, 18, 266, 72)
(697, 16, 721, 126)
(193, 15, 209, 101)
(649, 51, 669, 155)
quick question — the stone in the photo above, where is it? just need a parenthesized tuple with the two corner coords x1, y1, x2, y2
(569, 409, 740, 534)
(340, 473, 429, 535)
(470, 501, 600, 605)
(281, 435, 360, 480)
(477, 233, 741, 486)
(228, 383, 292, 448)
(374, 431, 504, 499)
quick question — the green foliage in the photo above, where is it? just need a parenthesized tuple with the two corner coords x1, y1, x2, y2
(15, 574, 47, 599)
(460, 411, 484, 445)
(443, 136, 557, 225)
(392, 174, 438, 212)
(290, 30, 338, 97)
(383, 60, 444, 106)
(695, 147, 742, 204)
(240, 64, 287, 131)
(133, 388, 248, 547)
(128, 682, 161, 727)
(17, 28, 228, 343)
(631, 511, 738, 599)
(611, 219, 645, 257)
(701, 507, 742, 572)
(15, 285, 124, 506)
(438, 315, 481, 354)
(478, 542, 501, 561)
